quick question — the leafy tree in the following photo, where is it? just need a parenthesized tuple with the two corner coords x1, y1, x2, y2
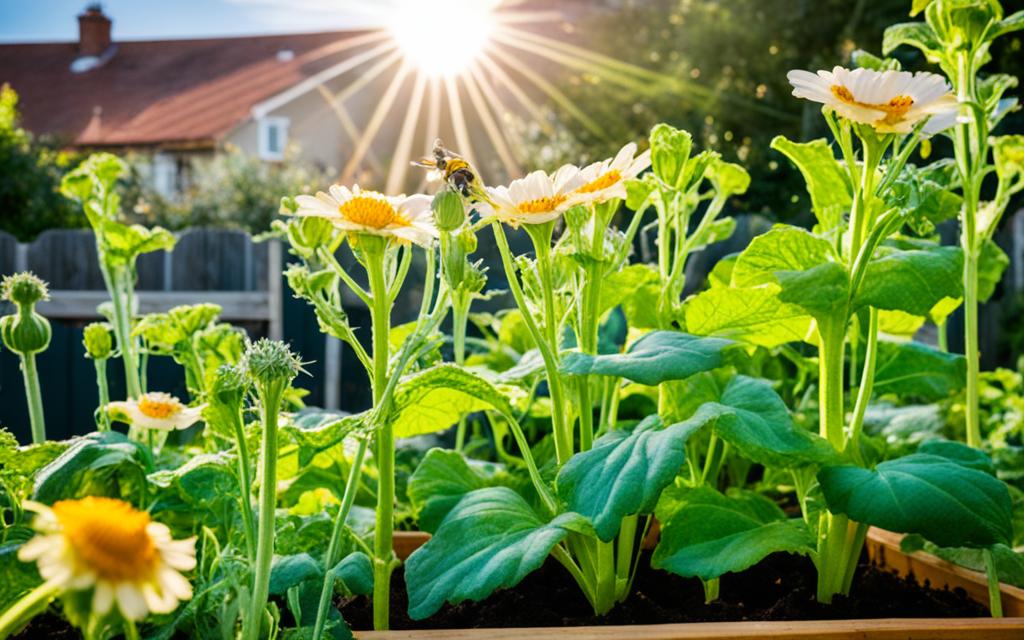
(0, 85, 84, 241)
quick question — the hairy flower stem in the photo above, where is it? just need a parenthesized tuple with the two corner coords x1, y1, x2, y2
(452, 294, 471, 451)
(244, 381, 285, 640)
(104, 266, 142, 400)
(229, 407, 256, 561)
(20, 353, 46, 444)
(313, 438, 370, 639)
(491, 222, 572, 464)
(93, 359, 111, 431)
(0, 577, 61, 637)
(368, 247, 395, 631)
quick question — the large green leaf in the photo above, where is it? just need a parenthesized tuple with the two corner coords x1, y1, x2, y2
(854, 247, 963, 316)
(731, 226, 836, 287)
(557, 415, 707, 542)
(148, 452, 238, 529)
(408, 448, 508, 533)
(598, 263, 661, 326)
(32, 432, 152, 504)
(872, 340, 965, 400)
(770, 136, 851, 229)
(652, 486, 814, 580)
(883, 22, 942, 59)
(404, 487, 589, 620)
(776, 262, 851, 318)
(391, 364, 515, 439)
(269, 553, 322, 595)
(685, 285, 812, 348)
(698, 375, 836, 468)
(282, 410, 366, 466)
(559, 331, 736, 386)
(818, 454, 1013, 548)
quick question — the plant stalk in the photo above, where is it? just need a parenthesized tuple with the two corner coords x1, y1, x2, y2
(20, 353, 46, 444)
(93, 358, 111, 431)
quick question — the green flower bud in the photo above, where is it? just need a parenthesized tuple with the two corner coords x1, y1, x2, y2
(650, 123, 693, 190)
(244, 338, 301, 388)
(211, 363, 250, 412)
(83, 322, 114, 359)
(2, 272, 49, 307)
(1, 272, 51, 355)
(299, 216, 335, 249)
(432, 187, 468, 232)
(456, 224, 478, 255)
(563, 204, 590, 232)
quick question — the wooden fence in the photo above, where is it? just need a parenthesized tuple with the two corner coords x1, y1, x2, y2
(2, 210, 1021, 443)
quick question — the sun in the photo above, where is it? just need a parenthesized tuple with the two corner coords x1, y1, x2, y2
(388, 0, 498, 77)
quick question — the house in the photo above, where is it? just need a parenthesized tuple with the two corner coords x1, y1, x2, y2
(0, 3, 598, 197)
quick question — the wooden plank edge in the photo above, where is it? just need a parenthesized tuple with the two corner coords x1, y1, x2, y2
(355, 618, 1024, 640)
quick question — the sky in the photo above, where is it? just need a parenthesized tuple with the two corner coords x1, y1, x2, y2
(0, 0, 384, 43)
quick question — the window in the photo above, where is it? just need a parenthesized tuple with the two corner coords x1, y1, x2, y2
(152, 153, 177, 198)
(258, 116, 289, 160)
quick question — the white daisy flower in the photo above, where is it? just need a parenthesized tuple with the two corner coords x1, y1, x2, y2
(293, 185, 438, 247)
(107, 392, 204, 432)
(18, 497, 196, 621)
(570, 143, 652, 205)
(787, 66, 958, 134)
(482, 165, 586, 226)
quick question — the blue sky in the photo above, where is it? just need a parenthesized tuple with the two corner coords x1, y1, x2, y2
(0, 0, 381, 43)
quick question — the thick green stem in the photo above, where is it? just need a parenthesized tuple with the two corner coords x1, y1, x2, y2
(106, 266, 142, 399)
(244, 383, 284, 640)
(984, 548, 1003, 618)
(20, 353, 46, 444)
(817, 316, 847, 449)
(368, 250, 395, 632)
(963, 245, 981, 448)
(93, 358, 111, 431)
(313, 438, 370, 639)
(0, 577, 61, 637)
(592, 539, 617, 615)
(615, 514, 638, 600)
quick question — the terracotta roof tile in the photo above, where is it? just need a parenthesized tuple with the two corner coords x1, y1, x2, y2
(0, 29, 385, 147)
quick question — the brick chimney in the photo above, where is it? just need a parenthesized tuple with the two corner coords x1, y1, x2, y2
(77, 4, 112, 57)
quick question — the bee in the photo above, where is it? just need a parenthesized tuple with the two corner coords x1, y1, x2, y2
(413, 139, 494, 207)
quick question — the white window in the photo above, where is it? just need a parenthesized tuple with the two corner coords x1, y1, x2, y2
(258, 116, 289, 160)
(152, 153, 177, 198)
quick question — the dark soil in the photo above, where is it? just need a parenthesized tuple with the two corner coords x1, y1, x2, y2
(11, 611, 82, 639)
(338, 551, 988, 630)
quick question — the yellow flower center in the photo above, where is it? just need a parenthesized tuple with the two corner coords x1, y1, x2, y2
(339, 195, 409, 229)
(831, 85, 914, 124)
(517, 194, 568, 215)
(53, 497, 158, 581)
(138, 395, 182, 419)
(576, 170, 622, 194)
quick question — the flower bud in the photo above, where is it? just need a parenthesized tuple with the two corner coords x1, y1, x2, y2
(2, 272, 48, 307)
(83, 322, 114, 359)
(244, 338, 301, 388)
(563, 205, 590, 232)
(211, 363, 250, 413)
(456, 224, 478, 255)
(650, 123, 693, 190)
(1, 272, 51, 356)
(432, 187, 467, 232)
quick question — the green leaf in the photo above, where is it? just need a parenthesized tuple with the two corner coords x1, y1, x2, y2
(991, 10, 1024, 39)
(557, 415, 707, 542)
(979, 238, 1009, 303)
(148, 452, 238, 526)
(685, 285, 812, 348)
(652, 486, 814, 581)
(689, 217, 737, 253)
(872, 340, 965, 400)
(650, 124, 693, 190)
(282, 410, 366, 466)
(408, 448, 506, 533)
(270, 553, 322, 595)
(818, 454, 1013, 548)
(32, 432, 152, 504)
(697, 375, 837, 468)
(625, 175, 657, 211)
(731, 226, 835, 287)
(855, 247, 963, 316)
(330, 551, 373, 596)
(391, 364, 516, 439)
(917, 440, 995, 475)
(770, 136, 851, 229)
(598, 263, 661, 325)
(559, 331, 736, 386)
(404, 487, 589, 620)
(707, 158, 750, 197)
(883, 22, 942, 59)
(776, 262, 851, 318)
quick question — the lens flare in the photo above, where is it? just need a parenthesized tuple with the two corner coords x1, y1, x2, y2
(388, 0, 498, 77)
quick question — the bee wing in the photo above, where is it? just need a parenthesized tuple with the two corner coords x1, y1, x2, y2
(411, 156, 438, 168)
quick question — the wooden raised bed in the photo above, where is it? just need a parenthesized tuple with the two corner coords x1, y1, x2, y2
(370, 529, 1024, 640)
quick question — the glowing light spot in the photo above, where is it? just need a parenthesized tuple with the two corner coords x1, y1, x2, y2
(389, 0, 498, 77)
